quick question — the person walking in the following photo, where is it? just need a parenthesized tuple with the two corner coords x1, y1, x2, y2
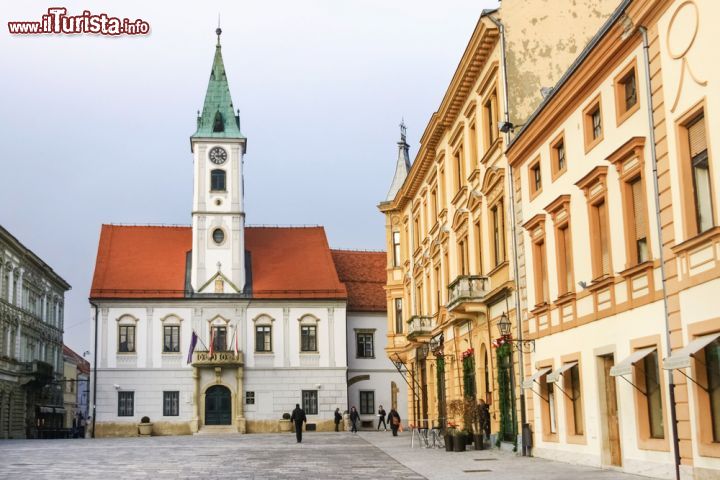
(377, 405, 387, 431)
(349, 406, 360, 433)
(290, 403, 307, 443)
(387, 408, 401, 437)
(334, 408, 342, 432)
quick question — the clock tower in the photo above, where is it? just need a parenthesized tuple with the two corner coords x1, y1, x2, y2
(190, 27, 247, 294)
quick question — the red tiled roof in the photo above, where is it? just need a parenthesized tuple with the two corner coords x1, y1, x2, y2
(90, 225, 346, 300)
(90, 225, 190, 298)
(63, 344, 90, 374)
(331, 250, 387, 312)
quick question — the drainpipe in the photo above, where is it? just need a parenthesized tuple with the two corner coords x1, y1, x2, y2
(89, 301, 99, 439)
(638, 25, 681, 480)
(487, 13, 529, 456)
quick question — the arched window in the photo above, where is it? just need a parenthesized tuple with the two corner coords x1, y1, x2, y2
(211, 169, 226, 192)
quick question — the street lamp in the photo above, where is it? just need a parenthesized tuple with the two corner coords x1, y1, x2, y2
(498, 312, 511, 336)
(497, 312, 535, 353)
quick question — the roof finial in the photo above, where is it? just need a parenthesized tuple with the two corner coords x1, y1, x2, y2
(399, 118, 407, 143)
(216, 13, 222, 46)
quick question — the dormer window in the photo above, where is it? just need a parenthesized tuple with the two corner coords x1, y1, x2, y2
(213, 111, 224, 132)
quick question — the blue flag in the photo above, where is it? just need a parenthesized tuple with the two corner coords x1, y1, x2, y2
(187, 331, 198, 364)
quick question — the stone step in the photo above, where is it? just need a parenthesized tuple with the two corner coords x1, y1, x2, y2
(195, 426, 239, 435)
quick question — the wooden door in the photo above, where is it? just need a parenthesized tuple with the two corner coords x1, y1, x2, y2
(602, 355, 622, 466)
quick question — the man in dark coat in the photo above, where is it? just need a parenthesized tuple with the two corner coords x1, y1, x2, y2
(349, 406, 360, 433)
(290, 403, 307, 443)
(377, 405, 387, 431)
(334, 408, 342, 432)
(387, 408, 401, 437)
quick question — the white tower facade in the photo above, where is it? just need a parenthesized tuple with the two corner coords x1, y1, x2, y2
(190, 28, 247, 294)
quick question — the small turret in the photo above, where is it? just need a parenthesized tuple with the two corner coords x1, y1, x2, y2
(385, 120, 412, 201)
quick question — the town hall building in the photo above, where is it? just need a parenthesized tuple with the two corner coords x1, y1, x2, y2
(89, 28, 405, 436)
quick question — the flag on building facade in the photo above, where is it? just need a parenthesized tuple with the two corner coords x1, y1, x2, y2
(187, 330, 198, 364)
(209, 329, 215, 358)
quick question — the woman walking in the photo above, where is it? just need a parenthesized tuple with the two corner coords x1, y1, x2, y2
(387, 408, 401, 437)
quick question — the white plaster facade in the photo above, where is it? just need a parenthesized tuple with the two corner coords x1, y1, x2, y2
(91, 300, 348, 432)
(347, 311, 407, 428)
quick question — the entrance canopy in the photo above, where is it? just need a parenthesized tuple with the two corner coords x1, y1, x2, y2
(610, 347, 656, 377)
(547, 361, 577, 383)
(664, 332, 720, 370)
(522, 366, 552, 389)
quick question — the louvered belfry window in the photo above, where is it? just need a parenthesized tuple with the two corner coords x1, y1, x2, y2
(688, 114, 713, 233)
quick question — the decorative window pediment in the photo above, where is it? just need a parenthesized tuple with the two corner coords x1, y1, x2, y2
(607, 136, 646, 179)
(298, 314, 320, 325)
(208, 314, 229, 326)
(252, 314, 275, 325)
(160, 314, 183, 324)
(575, 166, 609, 203)
(480, 167, 504, 201)
(116, 314, 139, 325)
(522, 214, 547, 244)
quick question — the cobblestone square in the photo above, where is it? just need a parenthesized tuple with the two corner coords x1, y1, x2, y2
(0, 431, 659, 479)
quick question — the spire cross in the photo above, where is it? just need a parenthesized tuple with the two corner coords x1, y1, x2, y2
(399, 119, 407, 143)
(216, 14, 222, 46)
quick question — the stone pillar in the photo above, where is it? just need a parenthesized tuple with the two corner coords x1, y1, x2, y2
(236, 366, 246, 433)
(283, 308, 290, 367)
(328, 307, 336, 367)
(100, 308, 109, 368)
(145, 308, 153, 368)
(191, 366, 200, 433)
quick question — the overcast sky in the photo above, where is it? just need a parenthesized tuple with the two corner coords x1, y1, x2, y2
(0, 0, 497, 355)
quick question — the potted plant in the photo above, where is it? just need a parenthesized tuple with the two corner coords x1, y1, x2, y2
(279, 413, 292, 432)
(444, 422, 457, 452)
(138, 416, 152, 436)
(452, 428, 466, 452)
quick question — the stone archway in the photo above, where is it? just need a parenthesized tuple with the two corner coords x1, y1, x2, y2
(205, 385, 232, 425)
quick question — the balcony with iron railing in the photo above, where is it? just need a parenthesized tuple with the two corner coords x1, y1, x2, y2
(406, 315, 435, 340)
(446, 275, 490, 312)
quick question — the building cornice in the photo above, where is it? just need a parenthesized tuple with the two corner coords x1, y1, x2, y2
(381, 16, 500, 212)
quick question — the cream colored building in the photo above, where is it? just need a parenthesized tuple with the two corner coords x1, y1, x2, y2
(507, 0, 720, 477)
(378, 0, 618, 446)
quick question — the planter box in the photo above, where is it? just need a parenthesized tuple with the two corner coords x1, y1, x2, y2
(279, 420, 292, 432)
(473, 434, 484, 450)
(444, 434, 454, 452)
(138, 423, 153, 436)
(452, 435, 466, 452)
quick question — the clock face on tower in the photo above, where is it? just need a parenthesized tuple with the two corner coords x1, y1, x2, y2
(208, 147, 228, 165)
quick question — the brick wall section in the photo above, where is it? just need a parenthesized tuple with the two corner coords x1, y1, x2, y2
(647, 22, 691, 466)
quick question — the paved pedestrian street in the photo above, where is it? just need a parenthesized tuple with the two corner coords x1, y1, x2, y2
(0, 431, 661, 480)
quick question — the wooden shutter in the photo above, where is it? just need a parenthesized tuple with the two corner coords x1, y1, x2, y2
(598, 202, 611, 276)
(688, 115, 707, 158)
(631, 178, 646, 241)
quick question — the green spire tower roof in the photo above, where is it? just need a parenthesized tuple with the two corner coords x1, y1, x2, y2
(192, 28, 245, 139)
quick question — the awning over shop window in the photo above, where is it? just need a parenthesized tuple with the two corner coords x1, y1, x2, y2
(610, 347, 656, 377)
(664, 333, 720, 370)
(547, 361, 577, 383)
(522, 367, 552, 389)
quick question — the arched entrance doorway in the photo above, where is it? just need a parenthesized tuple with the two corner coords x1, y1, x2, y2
(205, 385, 231, 425)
